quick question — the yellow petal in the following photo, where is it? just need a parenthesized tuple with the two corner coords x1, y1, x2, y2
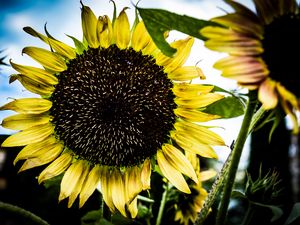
(211, 14, 263, 39)
(10, 74, 55, 96)
(175, 108, 220, 122)
(156, 37, 194, 72)
(2, 123, 54, 147)
(22, 47, 67, 72)
(276, 84, 299, 134)
(132, 21, 151, 52)
(204, 39, 263, 56)
(0, 98, 52, 114)
(157, 150, 191, 194)
(173, 83, 214, 98)
(59, 160, 85, 202)
(100, 167, 115, 212)
(97, 15, 113, 48)
(114, 9, 130, 49)
(111, 169, 127, 217)
(200, 170, 217, 182)
(258, 79, 278, 110)
(168, 66, 205, 81)
(184, 151, 199, 172)
(142, 39, 157, 56)
(81, 4, 99, 48)
(18, 159, 45, 172)
(2, 113, 50, 130)
(125, 167, 143, 204)
(127, 197, 138, 218)
(38, 152, 73, 183)
(175, 93, 224, 108)
(10, 60, 58, 85)
(162, 144, 198, 184)
(79, 165, 101, 208)
(18, 143, 63, 172)
(13, 135, 57, 165)
(175, 121, 225, 146)
(23, 26, 76, 59)
(171, 131, 218, 159)
(277, 83, 299, 109)
(141, 158, 151, 190)
(68, 162, 90, 208)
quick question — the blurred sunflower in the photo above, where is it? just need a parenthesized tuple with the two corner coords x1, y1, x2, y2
(174, 152, 216, 225)
(201, 0, 300, 133)
(1, 2, 224, 218)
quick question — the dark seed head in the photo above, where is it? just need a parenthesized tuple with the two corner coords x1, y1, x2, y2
(50, 45, 176, 167)
(262, 13, 300, 96)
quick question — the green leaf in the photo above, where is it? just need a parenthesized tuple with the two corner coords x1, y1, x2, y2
(99, 219, 114, 225)
(284, 202, 300, 225)
(203, 96, 245, 118)
(111, 214, 136, 225)
(137, 7, 220, 56)
(81, 209, 103, 225)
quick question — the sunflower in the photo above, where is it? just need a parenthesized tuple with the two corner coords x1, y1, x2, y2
(201, 0, 300, 133)
(174, 152, 216, 225)
(1, 2, 225, 218)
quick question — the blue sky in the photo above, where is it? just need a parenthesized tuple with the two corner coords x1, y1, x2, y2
(0, 0, 254, 163)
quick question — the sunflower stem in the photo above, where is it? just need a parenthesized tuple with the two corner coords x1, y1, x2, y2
(215, 90, 257, 225)
(0, 201, 50, 225)
(155, 182, 169, 225)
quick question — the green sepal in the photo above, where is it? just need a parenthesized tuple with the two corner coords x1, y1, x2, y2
(67, 35, 87, 55)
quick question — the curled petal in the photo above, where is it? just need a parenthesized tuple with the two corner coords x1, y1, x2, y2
(23, 26, 76, 59)
(114, 9, 130, 49)
(258, 79, 278, 110)
(81, 4, 99, 48)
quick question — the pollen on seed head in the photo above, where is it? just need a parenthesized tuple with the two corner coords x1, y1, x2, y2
(50, 45, 176, 167)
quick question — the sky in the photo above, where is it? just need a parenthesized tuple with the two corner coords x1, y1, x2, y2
(0, 0, 254, 164)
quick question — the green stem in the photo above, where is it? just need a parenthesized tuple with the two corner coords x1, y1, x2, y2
(0, 201, 50, 225)
(215, 91, 257, 225)
(155, 183, 169, 225)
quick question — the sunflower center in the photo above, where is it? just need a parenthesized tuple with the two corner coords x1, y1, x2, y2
(50, 45, 176, 167)
(262, 13, 300, 96)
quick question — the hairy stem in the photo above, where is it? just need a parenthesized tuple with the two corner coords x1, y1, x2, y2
(215, 91, 257, 225)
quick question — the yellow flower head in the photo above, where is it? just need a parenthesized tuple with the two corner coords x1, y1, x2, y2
(201, 0, 300, 133)
(1, 2, 224, 218)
